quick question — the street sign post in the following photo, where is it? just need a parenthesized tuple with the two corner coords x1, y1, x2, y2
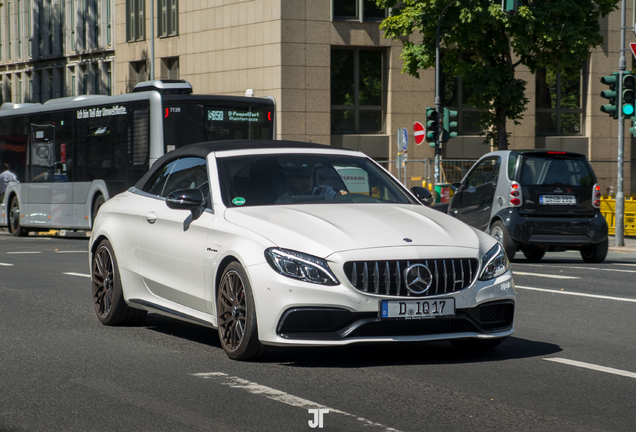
(413, 121, 425, 146)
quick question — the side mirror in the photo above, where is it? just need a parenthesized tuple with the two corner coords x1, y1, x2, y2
(166, 188, 204, 220)
(410, 186, 434, 207)
(450, 182, 462, 192)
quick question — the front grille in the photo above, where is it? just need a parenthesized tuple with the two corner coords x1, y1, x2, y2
(343, 258, 479, 297)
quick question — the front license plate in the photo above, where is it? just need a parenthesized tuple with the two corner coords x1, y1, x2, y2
(539, 195, 576, 205)
(380, 298, 455, 320)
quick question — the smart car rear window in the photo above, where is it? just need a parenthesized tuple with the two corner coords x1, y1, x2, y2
(519, 155, 594, 187)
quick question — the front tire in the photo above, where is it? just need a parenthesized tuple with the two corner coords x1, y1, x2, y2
(490, 220, 516, 261)
(217, 262, 264, 361)
(580, 238, 608, 263)
(8, 196, 27, 237)
(92, 239, 147, 326)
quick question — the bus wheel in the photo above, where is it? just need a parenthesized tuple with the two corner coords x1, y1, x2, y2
(9, 196, 27, 237)
(92, 195, 105, 226)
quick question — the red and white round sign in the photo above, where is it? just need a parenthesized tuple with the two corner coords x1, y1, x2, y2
(413, 121, 425, 146)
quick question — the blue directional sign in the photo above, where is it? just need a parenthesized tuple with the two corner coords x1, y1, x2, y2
(401, 128, 408, 153)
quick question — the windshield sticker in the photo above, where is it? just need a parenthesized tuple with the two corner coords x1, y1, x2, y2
(232, 197, 246, 206)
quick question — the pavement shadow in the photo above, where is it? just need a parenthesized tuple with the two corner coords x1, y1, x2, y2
(141, 312, 560, 367)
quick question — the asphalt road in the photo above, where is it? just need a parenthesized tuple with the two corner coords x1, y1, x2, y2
(1, 232, 635, 431)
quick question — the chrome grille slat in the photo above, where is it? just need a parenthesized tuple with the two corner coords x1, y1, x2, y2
(344, 258, 478, 298)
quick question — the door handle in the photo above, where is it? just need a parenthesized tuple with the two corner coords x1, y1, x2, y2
(146, 212, 157, 224)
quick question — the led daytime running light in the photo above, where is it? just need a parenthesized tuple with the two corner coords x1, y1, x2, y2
(265, 248, 339, 285)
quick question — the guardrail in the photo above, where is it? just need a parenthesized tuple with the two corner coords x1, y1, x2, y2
(600, 196, 636, 236)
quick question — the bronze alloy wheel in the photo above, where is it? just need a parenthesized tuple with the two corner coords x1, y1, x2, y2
(217, 262, 263, 360)
(92, 243, 115, 320)
(91, 239, 146, 326)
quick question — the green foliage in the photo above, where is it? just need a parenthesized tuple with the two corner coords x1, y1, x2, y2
(377, 0, 619, 149)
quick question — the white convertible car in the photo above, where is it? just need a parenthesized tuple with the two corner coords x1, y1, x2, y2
(89, 140, 515, 360)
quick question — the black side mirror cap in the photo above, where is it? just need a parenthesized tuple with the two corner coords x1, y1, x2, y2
(410, 186, 434, 206)
(166, 188, 205, 219)
(450, 182, 462, 192)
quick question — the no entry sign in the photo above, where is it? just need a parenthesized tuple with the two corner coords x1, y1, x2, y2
(413, 121, 425, 146)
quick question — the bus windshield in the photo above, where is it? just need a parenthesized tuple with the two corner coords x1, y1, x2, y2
(162, 100, 274, 151)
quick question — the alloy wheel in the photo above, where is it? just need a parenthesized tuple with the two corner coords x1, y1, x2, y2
(92, 245, 115, 318)
(218, 270, 247, 352)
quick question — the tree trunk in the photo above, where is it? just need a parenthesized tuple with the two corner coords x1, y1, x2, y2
(496, 109, 508, 150)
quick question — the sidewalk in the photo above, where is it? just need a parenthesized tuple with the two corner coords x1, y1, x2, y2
(608, 235, 636, 252)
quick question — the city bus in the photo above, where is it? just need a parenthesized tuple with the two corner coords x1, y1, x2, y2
(0, 79, 275, 236)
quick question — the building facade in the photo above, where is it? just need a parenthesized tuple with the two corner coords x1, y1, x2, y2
(0, 0, 114, 103)
(1, 1, 630, 194)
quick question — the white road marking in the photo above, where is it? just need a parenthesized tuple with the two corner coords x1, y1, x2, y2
(63, 272, 91, 278)
(544, 358, 636, 380)
(612, 263, 636, 267)
(517, 263, 636, 274)
(513, 271, 579, 279)
(55, 251, 88, 254)
(192, 372, 402, 432)
(516, 285, 636, 303)
(6, 251, 41, 254)
(0, 262, 14, 266)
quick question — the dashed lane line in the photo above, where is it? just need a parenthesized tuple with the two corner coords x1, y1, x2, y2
(544, 358, 636, 380)
(6, 251, 41, 254)
(192, 372, 402, 432)
(63, 272, 90, 278)
(0, 262, 14, 266)
(516, 285, 636, 303)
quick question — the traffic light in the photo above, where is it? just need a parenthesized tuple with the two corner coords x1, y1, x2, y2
(622, 72, 636, 117)
(600, 73, 618, 119)
(442, 108, 458, 142)
(629, 117, 636, 137)
(502, 0, 521, 13)
(425, 107, 439, 147)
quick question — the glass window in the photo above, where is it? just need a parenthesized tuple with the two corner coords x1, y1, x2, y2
(158, 0, 178, 37)
(465, 157, 500, 188)
(536, 67, 584, 136)
(331, 48, 385, 134)
(332, 0, 386, 22)
(217, 153, 417, 208)
(440, 70, 482, 136)
(519, 155, 593, 187)
(126, 0, 144, 42)
(161, 157, 207, 197)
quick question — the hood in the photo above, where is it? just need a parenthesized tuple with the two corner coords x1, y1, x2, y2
(224, 204, 480, 257)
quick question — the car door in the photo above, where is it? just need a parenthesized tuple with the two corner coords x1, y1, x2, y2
(138, 157, 212, 313)
(451, 156, 501, 231)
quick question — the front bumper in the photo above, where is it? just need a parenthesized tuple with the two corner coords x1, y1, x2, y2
(247, 257, 516, 347)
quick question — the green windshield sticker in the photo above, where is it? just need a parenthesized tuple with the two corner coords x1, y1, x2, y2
(232, 197, 246, 206)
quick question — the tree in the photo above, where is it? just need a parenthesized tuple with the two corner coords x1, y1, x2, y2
(377, 0, 619, 150)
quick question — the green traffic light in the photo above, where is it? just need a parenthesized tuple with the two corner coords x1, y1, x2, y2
(623, 104, 635, 116)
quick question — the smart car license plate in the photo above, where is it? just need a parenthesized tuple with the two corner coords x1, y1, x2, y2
(380, 298, 455, 320)
(539, 195, 576, 205)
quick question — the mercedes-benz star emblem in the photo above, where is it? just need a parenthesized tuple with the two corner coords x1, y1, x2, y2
(404, 264, 433, 295)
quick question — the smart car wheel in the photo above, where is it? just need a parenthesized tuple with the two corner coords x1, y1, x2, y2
(580, 238, 608, 264)
(490, 221, 516, 261)
(522, 246, 545, 262)
(92, 239, 147, 326)
(217, 262, 263, 361)
(9, 196, 27, 237)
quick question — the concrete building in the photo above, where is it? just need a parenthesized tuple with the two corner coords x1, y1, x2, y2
(0, 1, 631, 193)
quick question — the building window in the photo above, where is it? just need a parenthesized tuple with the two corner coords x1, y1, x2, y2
(536, 67, 584, 136)
(126, 0, 145, 42)
(106, 63, 111, 95)
(332, 0, 386, 22)
(71, 0, 75, 50)
(129, 60, 146, 92)
(439, 73, 483, 135)
(331, 48, 385, 134)
(160, 57, 179, 79)
(17, 0, 21, 58)
(106, 0, 111, 45)
(158, 0, 178, 37)
(70, 72, 76, 96)
(8, 1, 12, 60)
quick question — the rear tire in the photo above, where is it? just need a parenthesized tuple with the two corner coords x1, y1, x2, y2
(8, 196, 27, 237)
(580, 238, 608, 264)
(522, 246, 545, 262)
(217, 262, 264, 361)
(91, 239, 147, 326)
(91, 195, 106, 227)
(490, 221, 515, 261)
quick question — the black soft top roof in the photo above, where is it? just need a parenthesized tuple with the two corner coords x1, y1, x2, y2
(134, 139, 354, 190)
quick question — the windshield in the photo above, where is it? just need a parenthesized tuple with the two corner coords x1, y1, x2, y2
(217, 153, 417, 207)
(519, 155, 594, 187)
(162, 101, 274, 152)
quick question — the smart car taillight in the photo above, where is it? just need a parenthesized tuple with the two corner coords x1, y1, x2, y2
(509, 181, 522, 206)
(592, 184, 601, 208)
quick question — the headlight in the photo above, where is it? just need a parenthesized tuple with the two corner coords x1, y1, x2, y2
(478, 243, 509, 281)
(265, 248, 339, 285)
